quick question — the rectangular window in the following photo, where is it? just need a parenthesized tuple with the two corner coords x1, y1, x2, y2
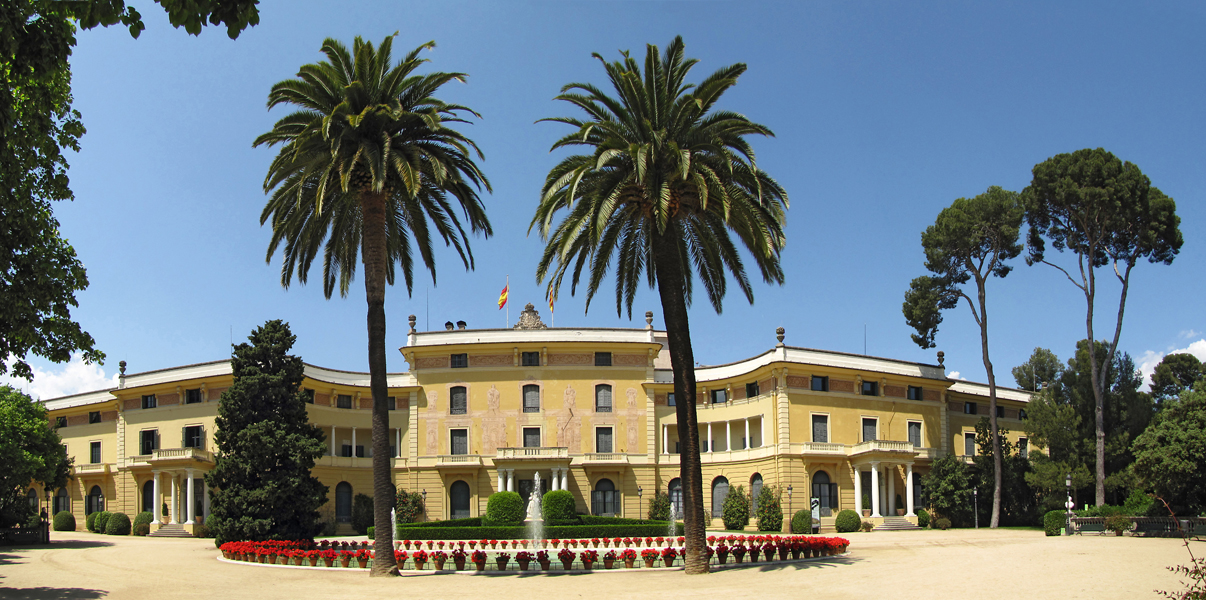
(594, 352, 612, 367)
(55, 416, 67, 428)
(746, 382, 760, 398)
(964, 402, 977, 415)
(811, 376, 829, 392)
(908, 421, 922, 446)
(355, 445, 365, 458)
(450, 429, 468, 455)
(674, 441, 680, 454)
(1019, 409, 1028, 420)
(812, 414, 829, 443)
(595, 385, 612, 413)
(862, 417, 877, 442)
(140, 430, 157, 455)
(997, 405, 1006, 418)
(186, 388, 202, 404)
(595, 427, 613, 453)
(90, 441, 101, 464)
(523, 385, 540, 413)
(341, 444, 352, 457)
(387, 396, 396, 411)
(711, 389, 727, 404)
(523, 427, 541, 448)
(450, 353, 468, 368)
(183, 425, 204, 449)
(965, 432, 976, 456)
(336, 394, 352, 409)
(1018, 438, 1029, 458)
(861, 381, 878, 396)
(907, 386, 923, 400)
(522, 351, 540, 367)
(89, 411, 101, 424)
(667, 393, 675, 407)
(450, 386, 468, 415)
(303, 388, 314, 404)
(142, 394, 157, 409)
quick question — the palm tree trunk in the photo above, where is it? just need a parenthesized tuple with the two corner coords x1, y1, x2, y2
(361, 190, 397, 576)
(652, 224, 709, 575)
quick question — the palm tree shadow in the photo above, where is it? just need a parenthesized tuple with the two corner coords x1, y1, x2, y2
(743, 556, 863, 572)
(0, 587, 107, 599)
(5, 540, 114, 551)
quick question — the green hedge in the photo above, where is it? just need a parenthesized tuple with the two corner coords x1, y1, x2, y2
(133, 523, 150, 536)
(393, 523, 685, 541)
(1043, 510, 1065, 536)
(755, 485, 782, 532)
(93, 511, 112, 533)
(398, 517, 482, 528)
(790, 509, 811, 534)
(132, 511, 154, 531)
(105, 512, 131, 535)
(53, 511, 76, 531)
(834, 509, 861, 533)
(542, 490, 576, 522)
(916, 508, 930, 528)
(86, 512, 98, 532)
(367, 526, 374, 539)
(484, 492, 525, 526)
(722, 485, 750, 530)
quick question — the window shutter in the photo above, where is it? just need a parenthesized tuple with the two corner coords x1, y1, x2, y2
(181, 427, 186, 448)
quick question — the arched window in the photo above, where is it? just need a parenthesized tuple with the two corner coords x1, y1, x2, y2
(750, 474, 763, 513)
(595, 385, 612, 412)
(143, 480, 155, 515)
(591, 478, 617, 516)
(86, 485, 104, 515)
(668, 478, 683, 516)
(450, 480, 471, 519)
(523, 384, 540, 413)
(54, 488, 69, 515)
(812, 470, 837, 516)
(450, 386, 467, 415)
(335, 482, 353, 522)
(711, 476, 729, 518)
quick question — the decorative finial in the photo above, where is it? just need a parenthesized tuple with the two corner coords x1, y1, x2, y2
(408, 314, 416, 333)
(119, 360, 127, 376)
(645, 311, 653, 330)
(937, 350, 945, 366)
(775, 326, 785, 346)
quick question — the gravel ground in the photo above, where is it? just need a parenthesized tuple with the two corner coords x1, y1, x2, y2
(0, 528, 1198, 599)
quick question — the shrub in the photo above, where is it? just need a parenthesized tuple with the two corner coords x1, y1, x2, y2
(790, 509, 812, 534)
(647, 491, 670, 522)
(860, 520, 874, 532)
(484, 492, 525, 526)
(26, 513, 43, 528)
(350, 493, 374, 535)
(542, 490, 577, 522)
(194, 524, 212, 538)
(1043, 510, 1065, 536)
(105, 512, 131, 535)
(132, 511, 154, 530)
(916, 508, 930, 529)
(1123, 490, 1155, 517)
(133, 523, 150, 536)
(93, 511, 112, 533)
(862, 494, 872, 511)
(834, 510, 861, 533)
(395, 489, 426, 523)
(53, 511, 76, 531)
(755, 485, 782, 532)
(934, 517, 952, 530)
(86, 512, 98, 532)
(895, 494, 904, 512)
(721, 485, 750, 530)
(1105, 514, 1132, 535)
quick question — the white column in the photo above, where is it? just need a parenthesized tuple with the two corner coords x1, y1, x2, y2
(185, 469, 195, 524)
(870, 462, 881, 518)
(725, 421, 731, 452)
(854, 468, 862, 513)
(760, 415, 766, 447)
(506, 469, 514, 492)
(169, 474, 178, 524)
(744, 418, 750, 449)
(396, 428, 401, 457)
(561, 469, 569, 491)
(330, 426, 336, 456)
(152, 471, 162, 523)
(662, 425, 668, 454)
(351, 427, 356, 458)
(498, 471, 505, 491)
(905, 463, 915, 517)
(707, 423, 713, 453)
(887, 465, 896, 516)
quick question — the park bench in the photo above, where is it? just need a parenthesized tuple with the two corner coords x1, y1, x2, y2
(1069, 517, 1106, 535)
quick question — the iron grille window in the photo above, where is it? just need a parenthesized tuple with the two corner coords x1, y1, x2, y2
(811, 376, 828, 392)
(862, 418, 877, 442)
(908, 421, 922, 446)
(595, 427, 613, 453)
(1018, 438, 1028, 458)
(965, 432, 976, 456)
(907, 386, 922, 400)
(595, 385, 612, 413)
(812, 415, 829, 443)
(522, 351, 540, 366)
(523, 427, 541, 448)
(523, 385, 540, 413)
(451, 353, 468, 368)
(746, 382, 760, 398)
(861, 381, 878, 396)
(711, 389, 727, 404)
(594, 352, 612, 367)
(140, 430, 157, 455)
(450, 387, 468, 415)
(337, 395, 352, 409)
(964, 402, 977, 414)
(450, 429, 469, 455)
(90, 441, 101, 464)
(186, 388, 202, 404)
(89, 411, 101, 424)
(142, 394, 157, 409)
(55, 416, 67, 428)
(667, 393, 675, 406)
(183, 425, 204, 449)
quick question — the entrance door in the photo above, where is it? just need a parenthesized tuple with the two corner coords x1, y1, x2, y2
(591, 478, 617, 516)
(450, 481, 471, 519)
(711, 477, 729, 518)
(143, 481, 155, 515)
(335, 482, 352, 523)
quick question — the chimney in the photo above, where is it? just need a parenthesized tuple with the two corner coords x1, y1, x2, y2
(457, 320, 467, 330)
(444, 321, 454, 331)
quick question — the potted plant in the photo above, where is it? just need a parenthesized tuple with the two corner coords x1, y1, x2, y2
(620, 548, 638, 568)
(640, 548, 659, 568)
(489, 539, 498, 549)
(748, 543, 761, 563)
(1106, 514, 1132, 536)
(644, 537, 654, 548)
(763, 542, 776, 561)
(413, 549, 429, 570)
(402, 539, 412, 549)
(452, 548, 468, 571)
(470, 549, 487, 571)
(425, 540, 434, 549)
(338, 550, 353, 568)
(431, 550, 448, 570)
(536, 550, 550, 571)
(895, 494, 906, 517)
(468, 540, 477, 549)
(495, 551, 511, 570)
(862, 494, 872, 517)
(655, 536, 665, 546)
(716, 544, 730, 565)
(732, 544, 747, 564)
(612, 537, 624, 548)
(360, 549, 373, 568)
(558, 548, 576, 570)
(661, 547, 678, 568)
(602, 549, 617, 569)
(549, 538, 560, 548)
(591, 537, 601, 548)
(516, 551, 533, 571)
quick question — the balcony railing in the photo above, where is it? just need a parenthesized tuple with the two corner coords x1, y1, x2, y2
(74, 463, 110, 474)
(796, 442, 847, 455)
(436, 454, 483, 467)
(850, 440, 914, 455)
(126, 447, 214, 465)
(582, 452, 629, 464)
(495, 447, 569, 460)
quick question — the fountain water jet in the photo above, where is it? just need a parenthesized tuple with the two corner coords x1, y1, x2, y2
(524, 472, 544, 549)
(668, 501, 678, 539)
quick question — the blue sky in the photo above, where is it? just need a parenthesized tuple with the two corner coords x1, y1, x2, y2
(7, 1, 1205, 398)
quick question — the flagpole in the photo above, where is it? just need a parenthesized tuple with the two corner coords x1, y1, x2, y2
(505, 275, 509, 328)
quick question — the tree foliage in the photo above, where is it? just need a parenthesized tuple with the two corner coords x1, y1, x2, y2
(394, 489, 425, 523)
(754, 485, 782, 532)
(1023, 147, 1183, 505)
(0, 385, 72, 527)
(1150, 353, 1205, 405)
(532, 35, 787, 574)
(921, 454, 972, 527)
(1012, 347, 1065, 392)
(647, 490, 671, 522)
(721, 485, 750, 531)
(1132, 383, 1206, 516)
(205, 320, 327, 546)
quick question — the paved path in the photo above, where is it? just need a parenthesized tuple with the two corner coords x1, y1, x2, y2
(0, 529, 1198, 599)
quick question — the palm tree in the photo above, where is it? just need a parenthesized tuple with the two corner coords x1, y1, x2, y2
(531, 36, 788, 574)
(254, 35, 491, 576)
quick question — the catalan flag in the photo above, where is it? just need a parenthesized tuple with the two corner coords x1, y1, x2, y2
(498, 284, 508, 310)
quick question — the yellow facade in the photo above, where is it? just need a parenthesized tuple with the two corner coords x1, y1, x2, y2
(36, 308, 1032, 533)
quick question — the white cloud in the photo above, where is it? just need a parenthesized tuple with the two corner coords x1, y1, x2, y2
(0, 354, 118, 400)
(947, 370, 969, 381)
(1137, 339, 1206, 391)
(1179, 329, 1201, 340)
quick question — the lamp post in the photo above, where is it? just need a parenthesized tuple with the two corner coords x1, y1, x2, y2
(973, 488, 978, 529)
(787, 485, 793, 532)
(637, 486, 643, 519)
(1065, 473, 1074, 536)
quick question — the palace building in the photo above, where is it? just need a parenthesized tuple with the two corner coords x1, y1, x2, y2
(34, 304, 1031, 534)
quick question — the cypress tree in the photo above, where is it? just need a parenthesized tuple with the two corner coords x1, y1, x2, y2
(205, 320, 327, 545)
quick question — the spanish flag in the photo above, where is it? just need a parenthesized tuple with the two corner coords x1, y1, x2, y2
(498, 284, 508, 310)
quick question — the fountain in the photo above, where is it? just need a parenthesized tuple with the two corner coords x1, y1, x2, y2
(390, 507, 397, 540)
(668, 501, 678, 539)
(524, 472, 544, 548)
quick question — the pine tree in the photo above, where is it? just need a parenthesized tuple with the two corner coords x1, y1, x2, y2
(205, 320, 327, 545)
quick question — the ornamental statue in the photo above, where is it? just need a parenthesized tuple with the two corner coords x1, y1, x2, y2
(514, 303, 547, 329)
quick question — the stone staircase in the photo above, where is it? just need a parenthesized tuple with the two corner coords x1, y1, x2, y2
(148, 524, 194, 538)
(874, 517, 922, 531)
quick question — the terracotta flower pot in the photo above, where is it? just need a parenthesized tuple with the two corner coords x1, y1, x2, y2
(561, 560, 574, 570)
(603, 558, 614, 569)
(322, 558, 333, 567)
(339, 556, 350, 568)
(433, 558, 446, 570)
(763, 547, 775, 561)
(644, 558, 656, 568)
(538, 560, 550, 571)
(718, 554, 728, 564)
(583, 562, 594, 571)
(862, 510, 871, 517)
(474, 561, 486, 571)
(454, 558, 466, 571)
(734, 555, 744, 564)
(517, 559, 530, 571)
(496, 558, 509, 570)
(357, 559, 368, 568)
(308, 557, 319, 566)
(778, 547, 789, 560)
(624, 559, 635, 568)
(414, 560, 426, 571)
(662, 557, 674, 568)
